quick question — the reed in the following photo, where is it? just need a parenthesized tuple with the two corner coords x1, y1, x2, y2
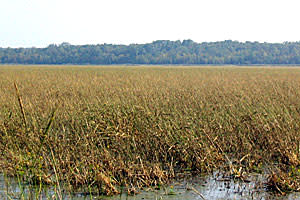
(0, 65, 299, 195)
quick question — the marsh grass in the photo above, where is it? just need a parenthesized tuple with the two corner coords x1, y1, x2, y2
(0, 65, 300, 196)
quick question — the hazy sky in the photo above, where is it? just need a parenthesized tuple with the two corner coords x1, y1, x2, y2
(1, 0, 300, 48)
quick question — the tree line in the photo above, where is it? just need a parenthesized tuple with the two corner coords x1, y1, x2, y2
(2, 40, 300, 65)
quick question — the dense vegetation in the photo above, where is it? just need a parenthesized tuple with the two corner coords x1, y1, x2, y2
(0, 66, 299, 198)
(2, 40, 300, 65)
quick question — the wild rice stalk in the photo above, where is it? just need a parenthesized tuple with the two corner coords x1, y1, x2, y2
(40, 108, 57, 147)
(14, 82, 27, 129)
(202, 129, 235, 173)
(50, 147, 63, 200)
(44, 108, 57, 137)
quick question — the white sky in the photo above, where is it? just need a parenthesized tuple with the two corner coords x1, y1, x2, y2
(1, 0, 300, 48)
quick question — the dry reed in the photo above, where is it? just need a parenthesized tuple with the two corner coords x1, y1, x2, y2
(0, 65, 299, 195)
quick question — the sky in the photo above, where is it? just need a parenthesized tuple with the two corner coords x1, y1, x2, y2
(1, 0, 300, 48)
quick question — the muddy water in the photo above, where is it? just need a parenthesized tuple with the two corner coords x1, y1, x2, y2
(1, 173, 299, 200)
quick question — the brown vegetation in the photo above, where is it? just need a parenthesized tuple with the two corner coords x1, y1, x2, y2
(0, 65, 299, 195)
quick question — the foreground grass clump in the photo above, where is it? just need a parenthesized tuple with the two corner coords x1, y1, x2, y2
(0, 65, 300, 195)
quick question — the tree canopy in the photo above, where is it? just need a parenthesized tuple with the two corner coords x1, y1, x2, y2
(2, 40, 300, 65)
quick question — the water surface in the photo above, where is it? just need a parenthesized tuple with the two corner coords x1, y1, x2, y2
(1, 173, 299, 200)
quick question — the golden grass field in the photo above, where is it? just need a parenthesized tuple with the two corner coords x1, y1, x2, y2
(0, 65, 300, 195)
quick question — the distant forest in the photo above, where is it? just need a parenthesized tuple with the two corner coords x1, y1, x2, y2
(2, 40, 300, 65)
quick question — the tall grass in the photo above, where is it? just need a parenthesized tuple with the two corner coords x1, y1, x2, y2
(0, 65, 299, 195)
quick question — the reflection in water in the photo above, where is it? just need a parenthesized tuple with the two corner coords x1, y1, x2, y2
(1, 173, 300, 200)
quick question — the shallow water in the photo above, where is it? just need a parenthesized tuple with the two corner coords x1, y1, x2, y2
(1, 173, 300, 200)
